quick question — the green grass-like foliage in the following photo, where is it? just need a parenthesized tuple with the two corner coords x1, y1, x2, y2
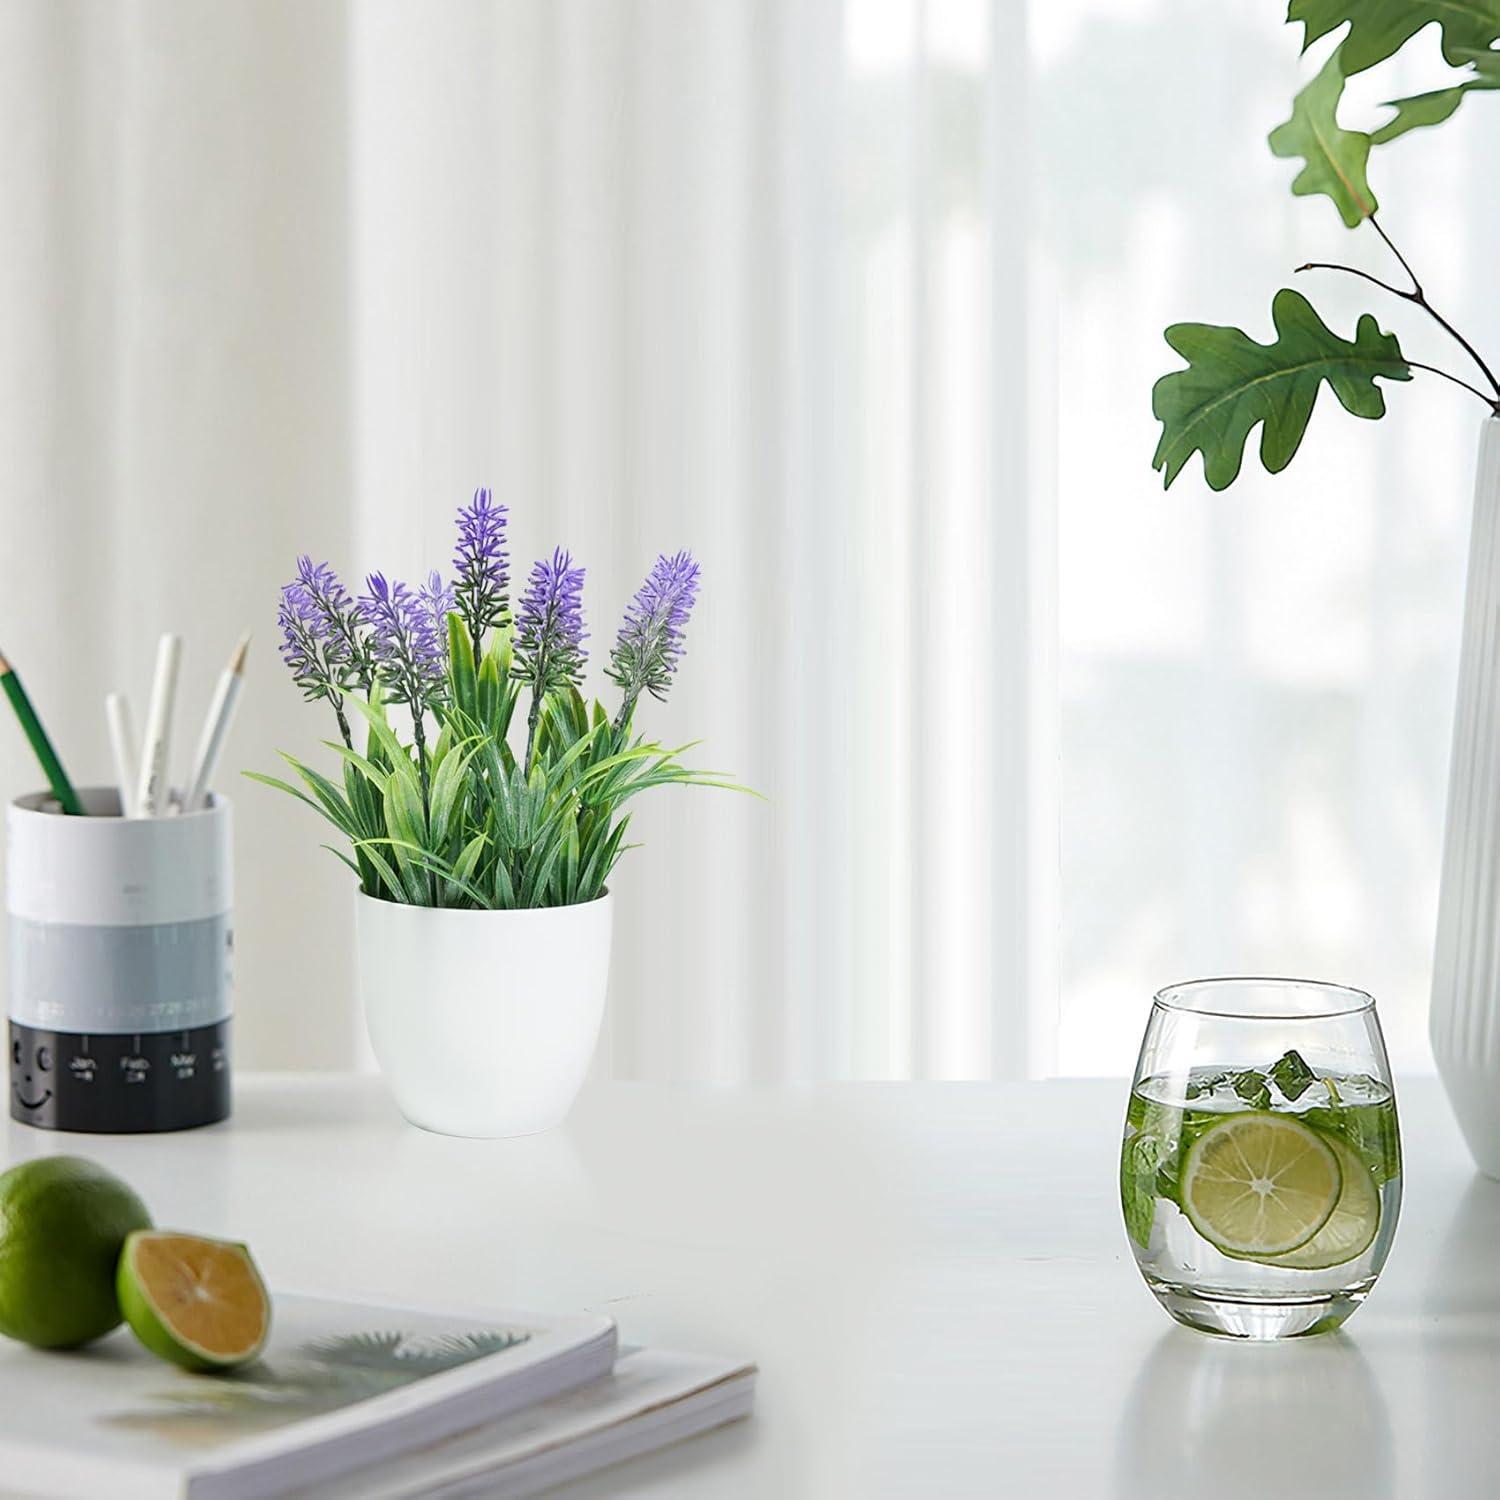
(249, 615, 751, 909)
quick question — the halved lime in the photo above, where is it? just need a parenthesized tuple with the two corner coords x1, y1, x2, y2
(1180, 1112, 1341, 1258)
(117, 1231, 270, 1372)
(1264, 1134, 1380, 1269)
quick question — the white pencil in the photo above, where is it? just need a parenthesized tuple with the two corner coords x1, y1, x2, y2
(180, 633, 249, 814)
(134, 633, 182, 818)
(105, 693, 139, 818)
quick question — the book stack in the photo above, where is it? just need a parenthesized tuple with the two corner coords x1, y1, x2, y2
(0, 1294, 755, 1498)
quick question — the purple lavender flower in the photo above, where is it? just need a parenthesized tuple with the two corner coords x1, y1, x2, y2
(294, 556, 374, 693)
(277, 581, 324, 695)
(512, 549, 588, 694)
(418, 569, 457, 650)
(453, 488, 510, 654)
(358, 572, 448, 712)
(513, 549, 588, 771)
(296, 557, 353, 624)
(278, 560, 372, 747)
(607, 551, 700, 730)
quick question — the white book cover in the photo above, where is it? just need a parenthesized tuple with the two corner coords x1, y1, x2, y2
(304, 1346, 758, 1499)
(0, 1293, 617, 1500)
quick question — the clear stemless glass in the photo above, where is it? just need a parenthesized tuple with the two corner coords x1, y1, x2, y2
(1122, 978, 1402, 1340)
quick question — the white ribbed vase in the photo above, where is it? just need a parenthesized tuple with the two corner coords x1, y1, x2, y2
(1432, 417, 1500, 1177)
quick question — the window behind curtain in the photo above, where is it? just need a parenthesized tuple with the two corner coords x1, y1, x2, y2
(1038, 2, 1500, 1075)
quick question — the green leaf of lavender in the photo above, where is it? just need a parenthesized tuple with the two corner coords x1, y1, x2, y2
(448, 612, 478, 718)
(428, 741, 480, 853)
(349, 838, 413, 903)
(382, 775, 428, 877)
(346, 695, 421, 791)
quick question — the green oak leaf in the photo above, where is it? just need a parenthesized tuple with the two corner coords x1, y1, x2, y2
(1269, 49, 1376, 226)
(1152, 288, 1411, 491)
(1289, 0, 1500, 76)
(1372, 46, 1500, 144)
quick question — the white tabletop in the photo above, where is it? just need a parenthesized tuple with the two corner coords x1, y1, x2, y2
(2, 1075, 1494, 1498)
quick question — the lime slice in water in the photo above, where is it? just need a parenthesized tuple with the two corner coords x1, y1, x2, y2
(1180, 1112, 1341, 1257)
(1263, 1134, 1379, 1269)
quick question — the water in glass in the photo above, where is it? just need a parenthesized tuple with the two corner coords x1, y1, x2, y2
(1122, 979, 1401, 1339)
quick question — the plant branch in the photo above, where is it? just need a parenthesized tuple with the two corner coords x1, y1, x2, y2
(332, 698, 353, 751)
(1404, 361, 1500, 410)
(611, 690, 638, 744)
(1299, 218, 1500, 404)
(1367, 217, 1420, 298)
(524, 686, 543, 779)
(410, 711, 436, 903)
(1376, 217, 1500, 402)
(1294, 262, 1408, 300)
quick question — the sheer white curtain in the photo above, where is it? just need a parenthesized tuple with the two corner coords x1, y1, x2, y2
(0, 0, 1042, 1079)
(1040, 4, 1500, 1076)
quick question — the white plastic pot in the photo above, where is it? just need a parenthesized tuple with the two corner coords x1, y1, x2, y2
(355, 890, 612, 1138)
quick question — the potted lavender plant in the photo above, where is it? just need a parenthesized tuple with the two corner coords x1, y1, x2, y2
(253, 491, 745, 1137)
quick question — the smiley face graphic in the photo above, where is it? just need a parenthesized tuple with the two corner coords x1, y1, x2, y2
(10, 1032, 53, 1112)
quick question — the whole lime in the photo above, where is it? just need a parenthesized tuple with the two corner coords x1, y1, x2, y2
(0, 1156, 152, 1348)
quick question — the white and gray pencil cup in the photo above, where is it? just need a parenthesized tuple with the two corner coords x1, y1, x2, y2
(7, 787, 232, 1132)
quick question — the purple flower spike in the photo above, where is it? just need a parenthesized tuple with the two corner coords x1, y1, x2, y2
(278, 560, 377, 748)
(296, 557, 353, 630)
(512, 548, 588, 696)
(453, 488, 510, 653)
(277, 581, 325, 697)
(419, 569, 457, 647)
(293, 556, 374, 692)
(359, 572, 448, 711)
(608, 551, 700, 726)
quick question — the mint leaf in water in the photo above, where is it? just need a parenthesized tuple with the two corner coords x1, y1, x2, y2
(1122, 1097, 1189, 1246)
(1122, 1131, 1172, 1249)
(1230, 1069, 1272, 1109)
(1185, 1070, 1230, 1100)
(1269, 1048, 1318, 1101)
(1304, 1102, 1403, 1186)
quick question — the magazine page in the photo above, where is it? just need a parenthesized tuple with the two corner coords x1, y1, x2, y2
(0, 1294, 615, 1500)
(304, 1348, 758, 1500)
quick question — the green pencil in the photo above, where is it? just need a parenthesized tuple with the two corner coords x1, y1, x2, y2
(0, 648, 84, 815)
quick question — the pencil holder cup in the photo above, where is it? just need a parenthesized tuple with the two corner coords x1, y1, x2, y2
(6, 787, 232, 1132)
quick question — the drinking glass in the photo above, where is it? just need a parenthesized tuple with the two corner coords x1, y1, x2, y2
(1121, 978, 1401, 1340)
